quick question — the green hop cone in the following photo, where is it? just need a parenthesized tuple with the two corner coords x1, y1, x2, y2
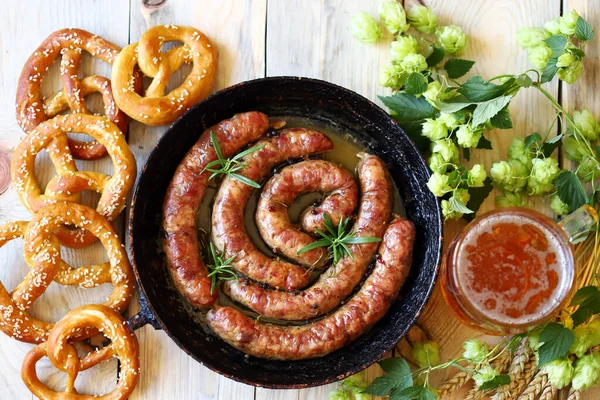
(435, 25, 467, 55)
(400, 53, 427, 73)
(558, 59, 583, 84)
(557, 52, 576, 68)
(496, 191, 526, 208)
(431, 138, 459, 163)
(422, 118, 449, 141)
(528, 325, 544, 350)
(491, 160, 528, 193)
(508, 137, 533, 169)
(572, 353, 600, 391)
(545, 19, 562, 35)
(427, 171, 452, 197)
(468, 164, 487, 188)
(353, 394, 373, 400)
(572, 109, 600, 141)
(454, 188, 471, 205)
(342, 371, 368, 390)
(455, 124, 482, 148)
(544, 357, 575, 389)
(563, 136, 587, 162)
(407, 4, 437, 34)
(550, 195, 570, 216)
(328, 388, 352, 400)
(390, 35, 419, 63)
(441, 199, 462, 220)
(473, 365, 499, 388)
(570, 320, 600, 358)
(437, 112, 460, 130)
(379, 0, 409, 34)
(528, 44, 553, 70)
(428, 153, 448, 174)
(516, 27, 551, 50)
(528, 158, 560, 195)
(578, 156, 600, 182)
(559, 9, 580, 35)
(423, 81, 446, 104)
(462, 339, 489, 363)
(379, 63, 405, 88)
(413, 340, 440, 368)
(351, 12, 383, 44)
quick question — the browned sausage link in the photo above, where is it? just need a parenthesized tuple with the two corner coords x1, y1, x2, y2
(207, 216, 415, 360)
(256, 160, 358, 268)
(222, 154, 391, 320)
(162, 112, 270, 308)
(211, 129, 334, 290)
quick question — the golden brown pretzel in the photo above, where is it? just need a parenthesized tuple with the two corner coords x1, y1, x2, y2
(21, 304, 139, 400)
(0, 203, 134, 343)
(1, 221, 110, 288)
(11, 113, 136, 248)
(112, 25, 217, 126)
(15, 28, 140, 160)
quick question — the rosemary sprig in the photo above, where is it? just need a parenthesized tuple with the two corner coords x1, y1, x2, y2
(206, 242, 238, 294)
(297, 213, 381, 264)
(203, 131, 265, 188)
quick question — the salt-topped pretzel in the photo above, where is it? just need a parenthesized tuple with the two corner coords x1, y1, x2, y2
(0, 221, 110, 288)
(0, 203, 134, 344)
(11, 113, 136, 248)
(21, 304, 139, 400)
(15, 28, 140, 160)
(112, 25, 217, 126)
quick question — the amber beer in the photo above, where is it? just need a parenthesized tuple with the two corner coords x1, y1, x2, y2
(440, 207, 584, 335)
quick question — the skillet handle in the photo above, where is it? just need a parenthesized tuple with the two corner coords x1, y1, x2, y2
(126, 291, 163, 331)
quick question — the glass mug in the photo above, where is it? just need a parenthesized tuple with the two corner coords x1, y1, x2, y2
(440, 205, 598, 335)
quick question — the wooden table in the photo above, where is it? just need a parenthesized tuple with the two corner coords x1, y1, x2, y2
(0, 0, 598, 399)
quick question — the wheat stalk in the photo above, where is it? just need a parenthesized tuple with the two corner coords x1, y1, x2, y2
(538, 381, 558, 400)
(567, 387, 581, 400)
(509, 357, 538, 398)
(438, 366, 474, 398)
(517, 369, 548, 400)
(464, 350, 513, 400)
(492, 338, 532, 400)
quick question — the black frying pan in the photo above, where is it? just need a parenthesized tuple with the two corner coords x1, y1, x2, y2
(126, 77, 443, 389)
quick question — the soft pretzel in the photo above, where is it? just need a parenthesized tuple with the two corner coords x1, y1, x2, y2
(11, 113, 136, 248)
(15, 28, 140, 160)
(0, 203, 134, 344)
(1, 221, 110, 288)
(112, 25, 217, 126)
(21, 304, 139, 400)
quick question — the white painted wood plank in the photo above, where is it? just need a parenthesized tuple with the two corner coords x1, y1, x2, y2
(126, 0, 266, 399)
(0, 0, 130, 398)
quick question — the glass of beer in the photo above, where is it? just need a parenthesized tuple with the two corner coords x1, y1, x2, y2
(440, 205, 597, 335)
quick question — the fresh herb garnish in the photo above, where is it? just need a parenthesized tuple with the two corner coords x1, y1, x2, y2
(296, 213, 381, 264)
(206, 242, 238, 294)
(203, 131, 265, 188)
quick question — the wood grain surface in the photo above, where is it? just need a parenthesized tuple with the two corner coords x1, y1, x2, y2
(0, 0, 598, 399)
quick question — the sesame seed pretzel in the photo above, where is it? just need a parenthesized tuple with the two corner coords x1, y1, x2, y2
(0, 221, 111, 288)
(21, 304, 139, 400)
(112, 25, 217, 126)
(11, 113, 136, 248)
(15, 28, 141, 160)
(0, 203, 134, 344)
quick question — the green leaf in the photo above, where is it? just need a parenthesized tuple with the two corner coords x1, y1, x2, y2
(444, 58, 476, 79)
(365, 376, 401, 396)
(379, 358, 412, 380)
(405, 73, 429, 95)
(209, 131, 223, 160)
(296, 238, 331, 255)
(537, 322, 575, 367)
(343, 236, 382, 244)
(465, 178, 494, 220)
(419, 388, 437, 400)
(426, 46, 445, 67)
(459, 76, 511, 102)
(479, 374, 511, 390)
(489, 108, 513, 129)
(575, 16, 594, 41)
(555, 171, 589, 211)
(545, 35, 568, 57)
(380, 93, 436, 152)
(516, 74, 533, 88)
(570, 48, 586, 58)
(476, 135, 493, 149)
(230, 173, 261, 188)
(433, 99, 473, 113)
(391, 385, 425, 400)
(449, 196, 474, 214)
(570, 286, 600, 326)
(231, 143, 266, 161)
(524, 133, 543, 149)
(472, 96, 512, 127)
(541, 57, 559, 83)
(542, 134, 563, 157)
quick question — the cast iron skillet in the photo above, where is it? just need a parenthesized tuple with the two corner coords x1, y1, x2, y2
(127, 76, 443, 389)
